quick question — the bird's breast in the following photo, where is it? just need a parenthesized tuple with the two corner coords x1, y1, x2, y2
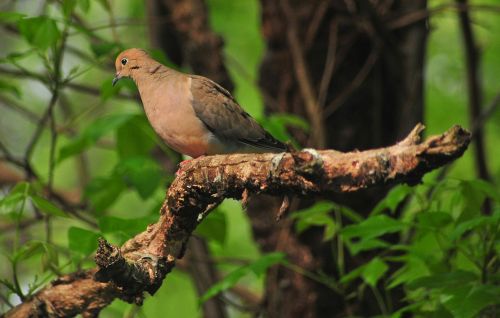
(138, 76, 210, 158)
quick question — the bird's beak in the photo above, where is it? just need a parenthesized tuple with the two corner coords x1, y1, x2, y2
(112, 73, 121, 87)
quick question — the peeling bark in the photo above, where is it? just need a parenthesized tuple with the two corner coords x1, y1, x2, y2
(3, 124, 470, 318)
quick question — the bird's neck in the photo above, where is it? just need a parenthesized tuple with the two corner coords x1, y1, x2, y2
(134, 62, 174, 83)
(132, 64, 182, 112)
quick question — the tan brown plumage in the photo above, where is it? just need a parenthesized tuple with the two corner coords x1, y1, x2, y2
(113, 48, 286, 158)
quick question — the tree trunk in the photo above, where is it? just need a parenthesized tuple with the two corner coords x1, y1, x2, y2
(253, 0, 428, 316)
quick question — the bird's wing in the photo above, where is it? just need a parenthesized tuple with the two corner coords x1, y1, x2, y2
(190, 75, 286, 151)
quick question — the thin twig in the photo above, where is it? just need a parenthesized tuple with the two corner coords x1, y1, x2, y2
(0, 291, 13, 308)
(471, 91, 500, 134)
(456, 0, 491, 184)
(318, 20, 338, 109)
(279, 0, 327, 148)
(389, 3, 500, 30)
(23, 83, 57, 179)
(0, 67, 135, 100)
(0, 140, 24, 169)
(0, 216, 42, 233)
(304, 1, 331, 49)
(324, 48, 379, 117)
(0, 95, 40, 124)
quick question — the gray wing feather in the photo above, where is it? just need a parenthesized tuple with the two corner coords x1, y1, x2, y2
(190, 75, 286, 151)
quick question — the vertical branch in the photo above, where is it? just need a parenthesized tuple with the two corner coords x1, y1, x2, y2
(456, 0, 491, 182)
(44, 25, 68, 242)
(318, 21, 338, 109)
(279, 0, 327, 148)
(47, 27, 68, 190)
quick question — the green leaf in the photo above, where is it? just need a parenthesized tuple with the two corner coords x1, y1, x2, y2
(84, 176, 125, 213)
(199, 266, 250, 304)
(67, 227, 100, 255)
(463, 179, 500, 202)
(31, 195, 69, 218)
(390, 303, 432, 318)
(0, 182, 30, 215)
(0, 12, 26, 23)
(336, 204, 363, 223)
(450, 213, 500, 241)
(361, 257, 388, 287)
(0, 50, 35, 64)
(291, 201, 336, 240)
(340, 264, 365, 284)
(443, 285, 500, 318)
(347, 238, 389, 256)
(417, 211, 453, 229)
(116, 115, 156, 159)
(18, 17, 60, 51)
(371, 185, 413, 215)
(341, 215, 405, 240)
(114, 157, 164, 199)
(260, 113, 309, 148)
(0, 80, 21, 98)
(388, 256, 429, 289)
(40, 242, 59, 271)
(62, 0, 78, 17)
(58, 113, 134, 162)
(12, 241, 45, 263)
(200, 253, 286, 303)
(249, 252, 287, 276)
(0, 192, 25, 215)
(454, 180, 487, 223)
(407, 270, 478, 290)
(194, 209, 227, 245)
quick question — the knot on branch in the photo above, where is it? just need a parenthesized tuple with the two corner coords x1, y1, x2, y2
(292, 148, 325, 177)
(94, 238, 167, 304)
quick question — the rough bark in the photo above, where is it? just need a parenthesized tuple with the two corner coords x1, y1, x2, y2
(145, 0, 234, 91)
(4, 124, 470, 318)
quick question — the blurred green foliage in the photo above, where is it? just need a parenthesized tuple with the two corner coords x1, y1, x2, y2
(0, 0, 499, 317)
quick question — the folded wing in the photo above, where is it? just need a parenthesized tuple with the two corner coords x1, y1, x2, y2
(190, 75, 287, 152)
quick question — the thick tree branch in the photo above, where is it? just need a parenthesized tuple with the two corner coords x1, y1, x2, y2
(4, 124, 470, 318)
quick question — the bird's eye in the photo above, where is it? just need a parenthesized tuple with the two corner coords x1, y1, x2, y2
(121, 58, 128, 66)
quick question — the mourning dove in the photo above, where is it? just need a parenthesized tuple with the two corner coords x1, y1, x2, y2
(113, 48, 286, 159)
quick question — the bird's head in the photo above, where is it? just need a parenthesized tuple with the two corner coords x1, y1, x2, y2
(113, 48, 149, 86)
